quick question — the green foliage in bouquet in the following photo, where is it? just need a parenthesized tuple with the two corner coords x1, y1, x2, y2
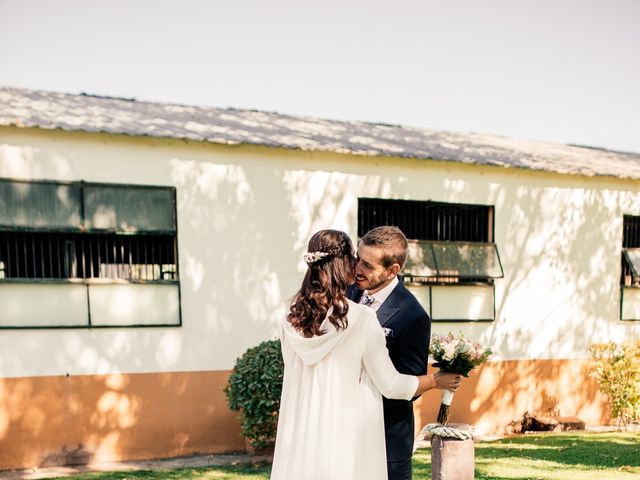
(224, 339, 284, 449)
(430, 332, 492, 377)
(589, 340, 640, 429)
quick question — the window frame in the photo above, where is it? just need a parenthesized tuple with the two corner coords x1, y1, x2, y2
(620, 214, 640, 322)
(357, 197, 501, 322)
(405, 282, 496, 323)
(622, 248, 640, 280)
(0, 177, 182, 329)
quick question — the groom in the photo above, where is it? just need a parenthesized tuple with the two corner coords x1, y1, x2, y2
(348, 226, 430, 480)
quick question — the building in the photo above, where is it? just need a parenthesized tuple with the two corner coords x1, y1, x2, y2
(0, 87, 639, 470)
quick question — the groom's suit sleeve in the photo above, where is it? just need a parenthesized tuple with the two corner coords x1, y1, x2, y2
(384, 286, 430, 402)
(386, 286, 429, 365)
(396, 307, 430, 377)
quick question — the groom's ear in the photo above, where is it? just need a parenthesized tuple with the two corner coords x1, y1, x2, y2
(388, 263, 401, 278)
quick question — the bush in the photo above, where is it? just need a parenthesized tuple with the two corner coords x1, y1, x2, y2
(224, 339, 284, 449)
(589, 340, 640, 429)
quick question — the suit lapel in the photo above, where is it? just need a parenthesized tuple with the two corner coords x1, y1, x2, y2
(350, 283, 403, 327)
(376, 282, 404, 327)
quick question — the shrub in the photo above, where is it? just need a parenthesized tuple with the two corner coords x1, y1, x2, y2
(224, 339, 284, 449)
(589, 340, 640, 429)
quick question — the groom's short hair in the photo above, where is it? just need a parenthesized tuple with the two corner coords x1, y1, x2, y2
(360, 226, 408, 269)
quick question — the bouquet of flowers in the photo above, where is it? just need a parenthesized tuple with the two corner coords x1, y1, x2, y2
(430, 333, 492, 425)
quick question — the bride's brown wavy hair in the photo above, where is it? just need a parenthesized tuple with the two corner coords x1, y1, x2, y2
(287, 230, 356, 338)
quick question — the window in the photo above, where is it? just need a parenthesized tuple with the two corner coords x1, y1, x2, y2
(621, 215, 640, 321)
(358, 198, 502, 322)
(0, 179, 180, 328)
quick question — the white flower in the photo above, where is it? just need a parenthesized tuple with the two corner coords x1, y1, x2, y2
(303, 251, 329, 265)
(443, 342, 457, 361)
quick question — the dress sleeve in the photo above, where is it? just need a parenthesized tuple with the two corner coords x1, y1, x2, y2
(361, 310, 419, 400)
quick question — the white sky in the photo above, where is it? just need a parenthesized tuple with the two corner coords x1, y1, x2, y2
(1, 0, 639, 152)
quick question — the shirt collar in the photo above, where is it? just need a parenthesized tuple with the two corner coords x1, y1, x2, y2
(366, 276, 398, 306)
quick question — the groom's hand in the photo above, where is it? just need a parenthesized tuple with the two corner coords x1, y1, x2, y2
(434, 371, 462, 391)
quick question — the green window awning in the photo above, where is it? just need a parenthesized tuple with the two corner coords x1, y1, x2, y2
(403, 241, 504, 280)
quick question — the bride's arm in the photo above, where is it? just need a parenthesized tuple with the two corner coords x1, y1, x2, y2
(415, 371, 461, 395)
(361, 311, 418, 400)
(362, 311, 461, 398)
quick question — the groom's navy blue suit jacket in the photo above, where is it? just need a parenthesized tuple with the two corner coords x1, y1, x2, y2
(348, 280, 431, 462)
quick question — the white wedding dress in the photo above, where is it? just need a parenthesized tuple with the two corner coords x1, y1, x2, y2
(270, 300, 418, 480)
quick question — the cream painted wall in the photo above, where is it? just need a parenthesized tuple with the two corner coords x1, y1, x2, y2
(0, 126, 639, 379)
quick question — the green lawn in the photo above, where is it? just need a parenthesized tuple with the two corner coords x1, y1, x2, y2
(43, 464, 271, 480)
(46, 432, 639, 480)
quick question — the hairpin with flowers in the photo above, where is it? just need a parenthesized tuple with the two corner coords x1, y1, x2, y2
(303, 251, 330, 266)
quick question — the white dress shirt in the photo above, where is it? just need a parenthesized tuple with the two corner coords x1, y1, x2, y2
(361, 276, 399, 312)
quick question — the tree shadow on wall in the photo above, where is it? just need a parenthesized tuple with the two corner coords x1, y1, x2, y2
(417, 174, 637, 433)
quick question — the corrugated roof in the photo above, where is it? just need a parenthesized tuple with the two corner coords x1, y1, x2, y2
(1, 86, 639, 180)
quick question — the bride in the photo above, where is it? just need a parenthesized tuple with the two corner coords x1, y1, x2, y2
(270, 229, 461, 480)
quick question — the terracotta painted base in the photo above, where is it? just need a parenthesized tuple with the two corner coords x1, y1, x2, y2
(414, 358, 609, 436)
(0, 358, 609, 471)
(0, 370, 244, 470)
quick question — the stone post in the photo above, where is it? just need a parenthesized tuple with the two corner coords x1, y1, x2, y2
(430, 423, 475, 480)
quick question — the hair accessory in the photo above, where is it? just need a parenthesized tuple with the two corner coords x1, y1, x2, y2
(304, 251, 330, 265)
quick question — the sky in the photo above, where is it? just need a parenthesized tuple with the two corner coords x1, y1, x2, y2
(1, 0, 639, 153)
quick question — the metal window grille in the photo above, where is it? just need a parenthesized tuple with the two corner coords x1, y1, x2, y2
(0, 179, 179, 285)
(622, 215, 640, 286)
(358, 198, 493, 242)
(0, 231, 178, 282)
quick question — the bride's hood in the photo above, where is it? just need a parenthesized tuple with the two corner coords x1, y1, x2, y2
(283, 302, 362, 366)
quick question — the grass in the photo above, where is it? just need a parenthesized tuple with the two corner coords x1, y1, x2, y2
(415, 431, 640, 480)
(43, 464, 272, 480)
(45, 431, 639, 480)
